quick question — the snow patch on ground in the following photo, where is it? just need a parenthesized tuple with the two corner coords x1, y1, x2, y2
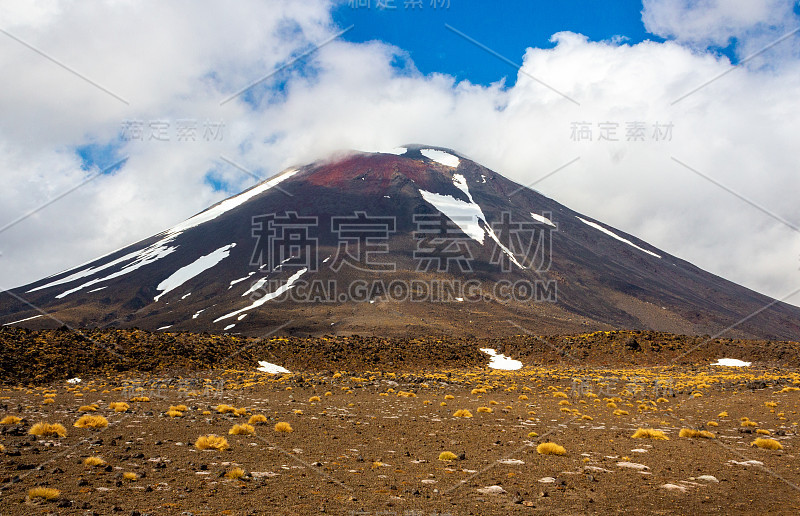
(257, 361, 290, 374)
(169, 169, 298, 234)
(2, 314, 43, 326)
(576, 216, 661, 258)
(421, 149, 460, 168)
(480, 348, 523, 370)
(66, 377, 81, 384)
(88, 287, 107, 293)
(711, 358, 751, 367)
(223, 324, 236, 331)
(154, 244, 235, 302)
(531, 212, 556, 227)
(229, 272, 256, 288)
(214, 268, 307, 322)
(157, 325, 172, 330)
(242, 277, 270, 297)
(418, 189, 485, 243)
(192, 309, 205, 319)
(360, 146, 406, 155)
(38, 235, 180, 299)
(484, 223, 523, 269)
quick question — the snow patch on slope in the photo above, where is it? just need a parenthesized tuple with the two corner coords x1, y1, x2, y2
(421, 149, 460, 168)
(531, 212, 556, 227)
(213, 268, 307, 322)
(418, 173, 487, 244)
(29, 169, 297, 299)
(418, 190, 486, 244)
(2, 314, 43, 326)
(168, 169, 298, 234)
(576, 216, 661, 258)
(360, 146, 407, 155)
(480, 348, 523, 370)
(154, 243, 235, 302)
(52, 237, 180, 299)
(258, 361, 290, 374)
(711, 358, 751, 367)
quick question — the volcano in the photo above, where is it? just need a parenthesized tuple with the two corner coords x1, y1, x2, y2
(2, 145, 799, 340)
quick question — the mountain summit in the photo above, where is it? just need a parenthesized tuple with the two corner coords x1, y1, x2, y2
(3, 145, 799, 340)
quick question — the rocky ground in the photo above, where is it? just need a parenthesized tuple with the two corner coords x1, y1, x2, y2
(1, 343, 800, 514)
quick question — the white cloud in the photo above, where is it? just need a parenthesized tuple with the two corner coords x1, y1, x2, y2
(0, 1, 798, 309)
(642, 0, 800, 59)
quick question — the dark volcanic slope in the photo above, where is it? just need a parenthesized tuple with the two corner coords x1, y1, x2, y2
(2, 145, 799, 340)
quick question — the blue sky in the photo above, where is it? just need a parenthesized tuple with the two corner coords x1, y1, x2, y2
(333, 0, 666, 86)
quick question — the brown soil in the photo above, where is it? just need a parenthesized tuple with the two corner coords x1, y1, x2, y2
(2, 353, 800, 514)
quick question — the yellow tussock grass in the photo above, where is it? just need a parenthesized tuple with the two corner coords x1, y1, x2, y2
(438, 451, 458, 461)
(309, 396, 321, 403)
(109, 402, 129, 413)
(631, 428, 669, 440)
(679, 428, 714, 439)
(0, 415, 22, 425)
(29, 422, 66, 437)
(751, 438, 782, 450)
(229, 423, 255, 435)
(476, 406, 493, 413)
(27, 487, 60, 501)
(537, 442, 566, 455)
(216, 404, 236, 414)
(78, 405, 97, 412)
(165, 410, 184, 418)
(83, 456, 106, 467)
(444, 395, 455, 400)
(195, 434, 230, 451)
(707, 421, 719, 427)
(274, 421, 293, 433)
(170, 405, 188, 412)
(453, 409, 473, 418)
(74, 414, 108, 430)
(756, 429, 771, 435)
(225, 467, 246, 479)
(122, 472, 138, 480)
(248, 414, 268, 425)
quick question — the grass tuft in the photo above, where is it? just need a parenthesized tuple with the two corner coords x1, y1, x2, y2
(453, 409, 473, 418)
(536, 442, 567, 455)
(29, 422, 66, 437)
(438, 451, 458, 461)
(225, 467, 246, 479)
(751, 438, 782, 450)
(631, 428, 669, 440)
(229, 423, 255, 435)
(27, 487, 60, 501)
(248, 414, 268, 425)
(476, 406, 493, 413)
(274, 421, 293, 433)
(195, 434, 230, 451)
(83, 456, 106, 467)
(0, 415, 22, 425)
(74, 414, 109, 430)
(679, 428, 714, 439)
(109, 402, 130, 413)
